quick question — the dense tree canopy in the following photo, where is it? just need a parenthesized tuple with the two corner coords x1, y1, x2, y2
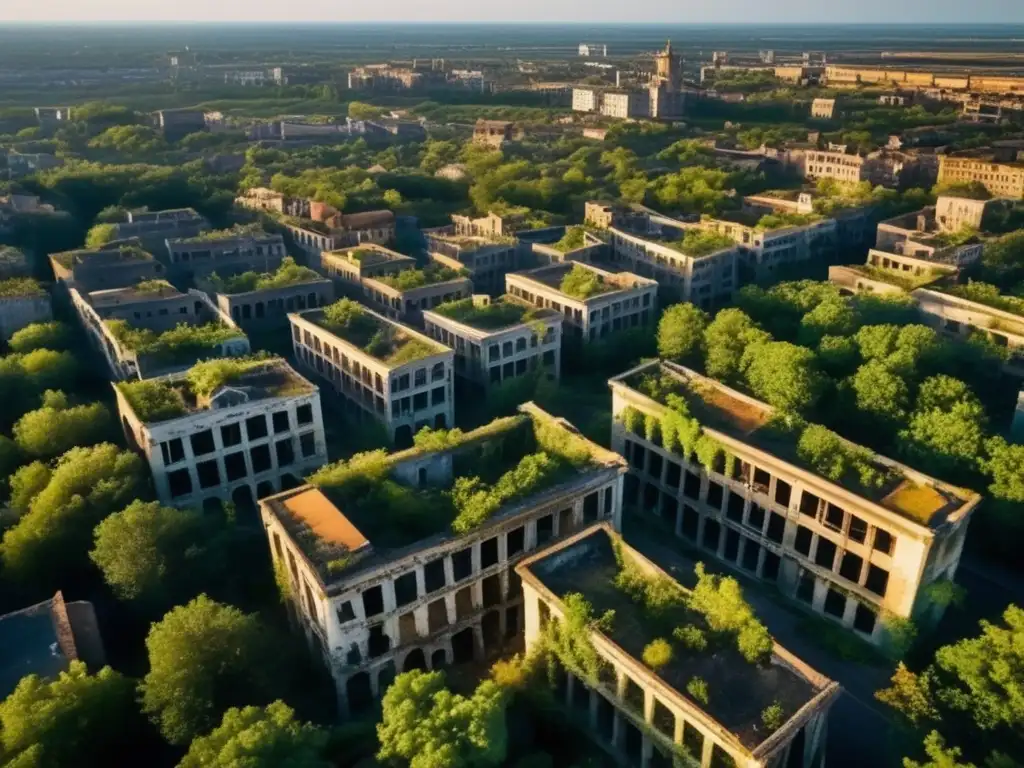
(377, 670, 508, 768)
(657, 303, 709, 364)
(0, 443, 147, 589)
(703, 308, 770, 383)
(177, 701, 330, 768)
(140, 595, 280, 745)
(741, 341, 825, 414)
(90, 501, 211, 609)
(12, 397, 112, 458)
(0, 662, 136, 768)
(6, 322, 75, 354)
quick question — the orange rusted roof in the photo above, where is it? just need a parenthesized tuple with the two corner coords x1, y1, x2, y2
(282, 488, 369, 553)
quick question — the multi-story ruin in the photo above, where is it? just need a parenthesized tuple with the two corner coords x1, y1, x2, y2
(258, 403, 627, 715)
(422, 295, 563, 389)
(608, 361, 980, 646)
(517, 524, 841, 768)
(289, 301, 454, 445)
(115, 356, 326, 510)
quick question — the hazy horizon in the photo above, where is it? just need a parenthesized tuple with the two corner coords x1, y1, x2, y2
(3, 1, 1023, 24)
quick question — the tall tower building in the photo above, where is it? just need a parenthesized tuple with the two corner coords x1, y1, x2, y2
(654, 40, 679, 90)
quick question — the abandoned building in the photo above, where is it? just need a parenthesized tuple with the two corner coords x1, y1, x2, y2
(517, 524, 841, 768)
(111, 208, 210, 259)
(67, 278, 249, 380)
(599, 206, 739, 308)
(505, 262, 658, 346)
(165, 226, 286, 281)
(258, 403, 627, 716)
(285, 209, 396, 258)
(0, 277, 51, 340)
(0, 591, 106, 699)
(422, 295, 563, 389)
(204, 270, 334, 329)
(426, 226, 529, 297)
(289, 302, 454, 445)
(608, 361, 979, 647)
(49, 240, 165, 293)
(472, 119, 515, 148)
(114, 356, 326, 511)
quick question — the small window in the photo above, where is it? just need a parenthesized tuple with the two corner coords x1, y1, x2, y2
(168, 468, 192, 498)
(224, 452, 247, 482)
(507, 526, 525, 555)
(362, 585, 384, 618)
(824, 503, 845, 532)
(849, 515, 868, 544)
(424, 558, 446, 592)
(866, 564, 890, 597)
(300, 432, 316, 458)
(336, 600, 356, 623)
(799, 491, 820, 517)
(703, 518, 721, 551)
(853, 603, 877, 635)
(824, 588, 846, 618)
(272, 411, 290, 433)
(480, 537, 498, 568)
(815, 538, 837, 569)
(297, 404, 314, 425)
(250, 444, 272, 473)
(452, 547, 473, 581)
(246, 415, 268, 441)
(536, 514, 554, 544)
(275, 439, 295, 467)
(394, 572, 418, 607)
(190, 429, 215, 457)
(220, 422, 242, 448)
(795, 525, 813, 556)
(196, 459, 220, 489)
(706, 481, 724, 511)
(873, 529, 895, 555)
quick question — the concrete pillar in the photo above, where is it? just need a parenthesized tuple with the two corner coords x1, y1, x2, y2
(641, 734, 653, 768)
(588, 687, 599, 730)
(700, 737, 715, 768)
(522, 587, 541, 647)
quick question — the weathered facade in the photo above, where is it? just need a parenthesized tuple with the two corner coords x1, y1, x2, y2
(422, 296, 563, 388)
(209, 278, 334, 328)
(426, 230, 527, 296)
(518, 525, 841, 768)
(165, 228, 286, 280)
(115, 358, 327, 510)
(258, 404, 627, 716)
(506, 262, 658, 345)
(938, 155, 1024, 199)
(112, 208, 209, 258)
(0, 280, 51, 340)
(289, 305, 455, 446)
(609, 361, 980, 646)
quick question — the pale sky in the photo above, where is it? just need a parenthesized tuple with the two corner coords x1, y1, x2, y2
(1, 0, 1022, 23)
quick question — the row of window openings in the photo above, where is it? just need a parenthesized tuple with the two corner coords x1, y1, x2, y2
(487, 333, 553, 362)
(337, 489, 611, 625)
(638, 482, 881, 637)
(295, 328, 446, 392)
(488, 352, 556, 383)
(232, 292, 322, 320)
(631, 472, 891, 601)
(562, 669, 738, 768)
(159, 404, 314, 465)
(625, 439, 897, 556)
(166, 432, 318, 498)
(390, 387, 447, 417)
(587, 311, 648, 340)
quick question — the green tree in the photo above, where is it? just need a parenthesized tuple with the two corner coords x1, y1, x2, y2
(983, 437, 1024, 503)
(0, 662, 136, 768)
(898, 402, 986, 481)
(377, 670, 507, 768)
(798, 296, 858, 347)
(6, 461, 51, 515)
(348, 102, 385, 121)
(903, 732, 976, 768)
(90, 501, 210, 608)
(657, 303, 709, 364)
(981, 230, 1024, 287)
(88, 125, 168, 155)
(847, 360, 910, 429)
(13, 400, 112, 458)
(0, 443, 147, 588)
(140, 595, 280, 745)
(875, 663, 939, 727)
(742, 341, 825, 414)
(85, 223, 118, 248)
(177, 701, 330, 768)
(7, 322, 74, 353)
(703, 308, 770, 383)
(817, 335, 860, 378)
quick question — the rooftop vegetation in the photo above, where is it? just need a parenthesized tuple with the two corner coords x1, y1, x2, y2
(0, 278, 45, 299)
(117, 379, 188, 423)
(675, 229, 735, 257)
(622, 369, 954, 524)
(558, 264, 613, 300)
(849, 265, 943, 291)
(210, 257, 321, 295)
(941, 280, 1024, 317)
(535, 530, 812, 748)
(318, 299, 440, 365)
(133, 279, 173, 295)
(432, 297, 543, 330)
(177, 223, 262, 244)
(756, 211, 824, 230)
(550, 226, 587, 253)
(106, 320, 244, 363)
(300, 414, 598, 567)
(374, 264, 464, 291)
